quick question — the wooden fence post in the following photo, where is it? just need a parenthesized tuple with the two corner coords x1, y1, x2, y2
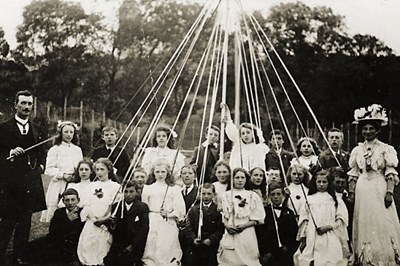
(91, 110, 95, 148)
(347, 122, 351, 151)
(63, 97, 67, 121)
(354, 124, 358, 145)
(33, 97, 37, 118)
(80, 101, 83, 128)
(137, 126, 140, 146)
(389, 110, 393, 145)
(46, 102, 51, 120)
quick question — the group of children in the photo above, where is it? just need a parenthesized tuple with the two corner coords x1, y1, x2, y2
(25, 112, 360, 266)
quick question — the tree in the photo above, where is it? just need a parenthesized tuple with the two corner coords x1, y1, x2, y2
(349, 34, 392, 56)
(14, 0, 110, 105)
(0, 27, 10, 58)
(109, 0, 205, 119)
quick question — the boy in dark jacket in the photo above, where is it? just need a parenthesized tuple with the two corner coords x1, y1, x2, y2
(184, 183, 224, 266)
(257, 182, 298, 266)
(27, 188, 84, 265)
(92, 126, 131, 182)
(104, 180, 149, 266)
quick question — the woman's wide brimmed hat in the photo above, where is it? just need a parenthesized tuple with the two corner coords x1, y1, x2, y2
(353, 104, 388, 126)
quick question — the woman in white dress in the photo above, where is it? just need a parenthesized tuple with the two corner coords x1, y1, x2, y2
(141, 160, 186, 266)
(40, 121, 83, 222)
(348, 104, 400, 265)
(77, 158, 120, 265)
(218, 168, 265, 266)
(141, 125, 185, 183)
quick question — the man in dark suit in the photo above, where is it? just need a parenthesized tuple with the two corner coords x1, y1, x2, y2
(318, 128, 350, 171)
(0, 90, 47, 265)
(257, 182, 298, 266)
(184, 183, 224, 266)
(104, 180, 149, 266)
(265, 130, 293, 175)
(189, 125, 220, 183)
(92, 126, 131, 183)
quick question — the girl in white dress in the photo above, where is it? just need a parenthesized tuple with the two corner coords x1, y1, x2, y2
(290, 137, 320, 170)
(218, 168, 265, 266)
(221, 104, 270, 171)
(294, 170, 348, 266)
(141, 125, 186, 182)
(211, 160, 231, 211)
(41, 121, 83, 222)
(66, 158, 94, 208)
(246, 167, 268, 205)
(77, 158, 120, 265)
(286, 164, 310, 217)
(142, 160, 186, 266)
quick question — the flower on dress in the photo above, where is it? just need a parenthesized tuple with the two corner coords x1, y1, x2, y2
(94, 188, 103, 198)
(234, 195, 248, 207)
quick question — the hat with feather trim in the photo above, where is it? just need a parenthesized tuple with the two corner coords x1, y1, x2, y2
(353, 104, 388, 126)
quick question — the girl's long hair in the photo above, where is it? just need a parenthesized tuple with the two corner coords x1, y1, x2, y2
(94, 157, 118, 182)
(210, 160, 231, 184)
(245, 167, 267, 198)
(146, 160, 174, 186)
(239, 123, 260, 144)
(55, 121, 80, 145)
(308, 169, 338, 207)
(73, 158, 95, 182)
(286, 164, 310, 187)
(228, 167, 250, 191)
(295, 137, 320, 157)
(152, 125, 176, 149)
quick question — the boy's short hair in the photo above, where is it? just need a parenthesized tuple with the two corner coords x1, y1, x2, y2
(267, 166, 280, 172)
(330, 166, 347, 179)
(200, 182, 215, 193)
(102, 126, 118, 135)
(206, 125, 220, 134)
(268, 181, 284, 194)
(269, 129, 285, 140)
(62, 188, 80, 199)
(124, 179, 141, 191)
(327, 128, 344, 138)
(132, 167, 147, 177)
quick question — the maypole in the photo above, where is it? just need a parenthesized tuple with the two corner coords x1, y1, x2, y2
(234, 30, 241, 126)
(219, 1, 229, 160)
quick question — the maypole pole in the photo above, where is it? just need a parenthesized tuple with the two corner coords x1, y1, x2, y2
(218, 0, 235, 227)
(219, 3, 229, 160)
(234, 28, 241, 126)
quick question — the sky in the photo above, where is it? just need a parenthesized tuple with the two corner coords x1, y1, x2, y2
(1, 0, 399, 54)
